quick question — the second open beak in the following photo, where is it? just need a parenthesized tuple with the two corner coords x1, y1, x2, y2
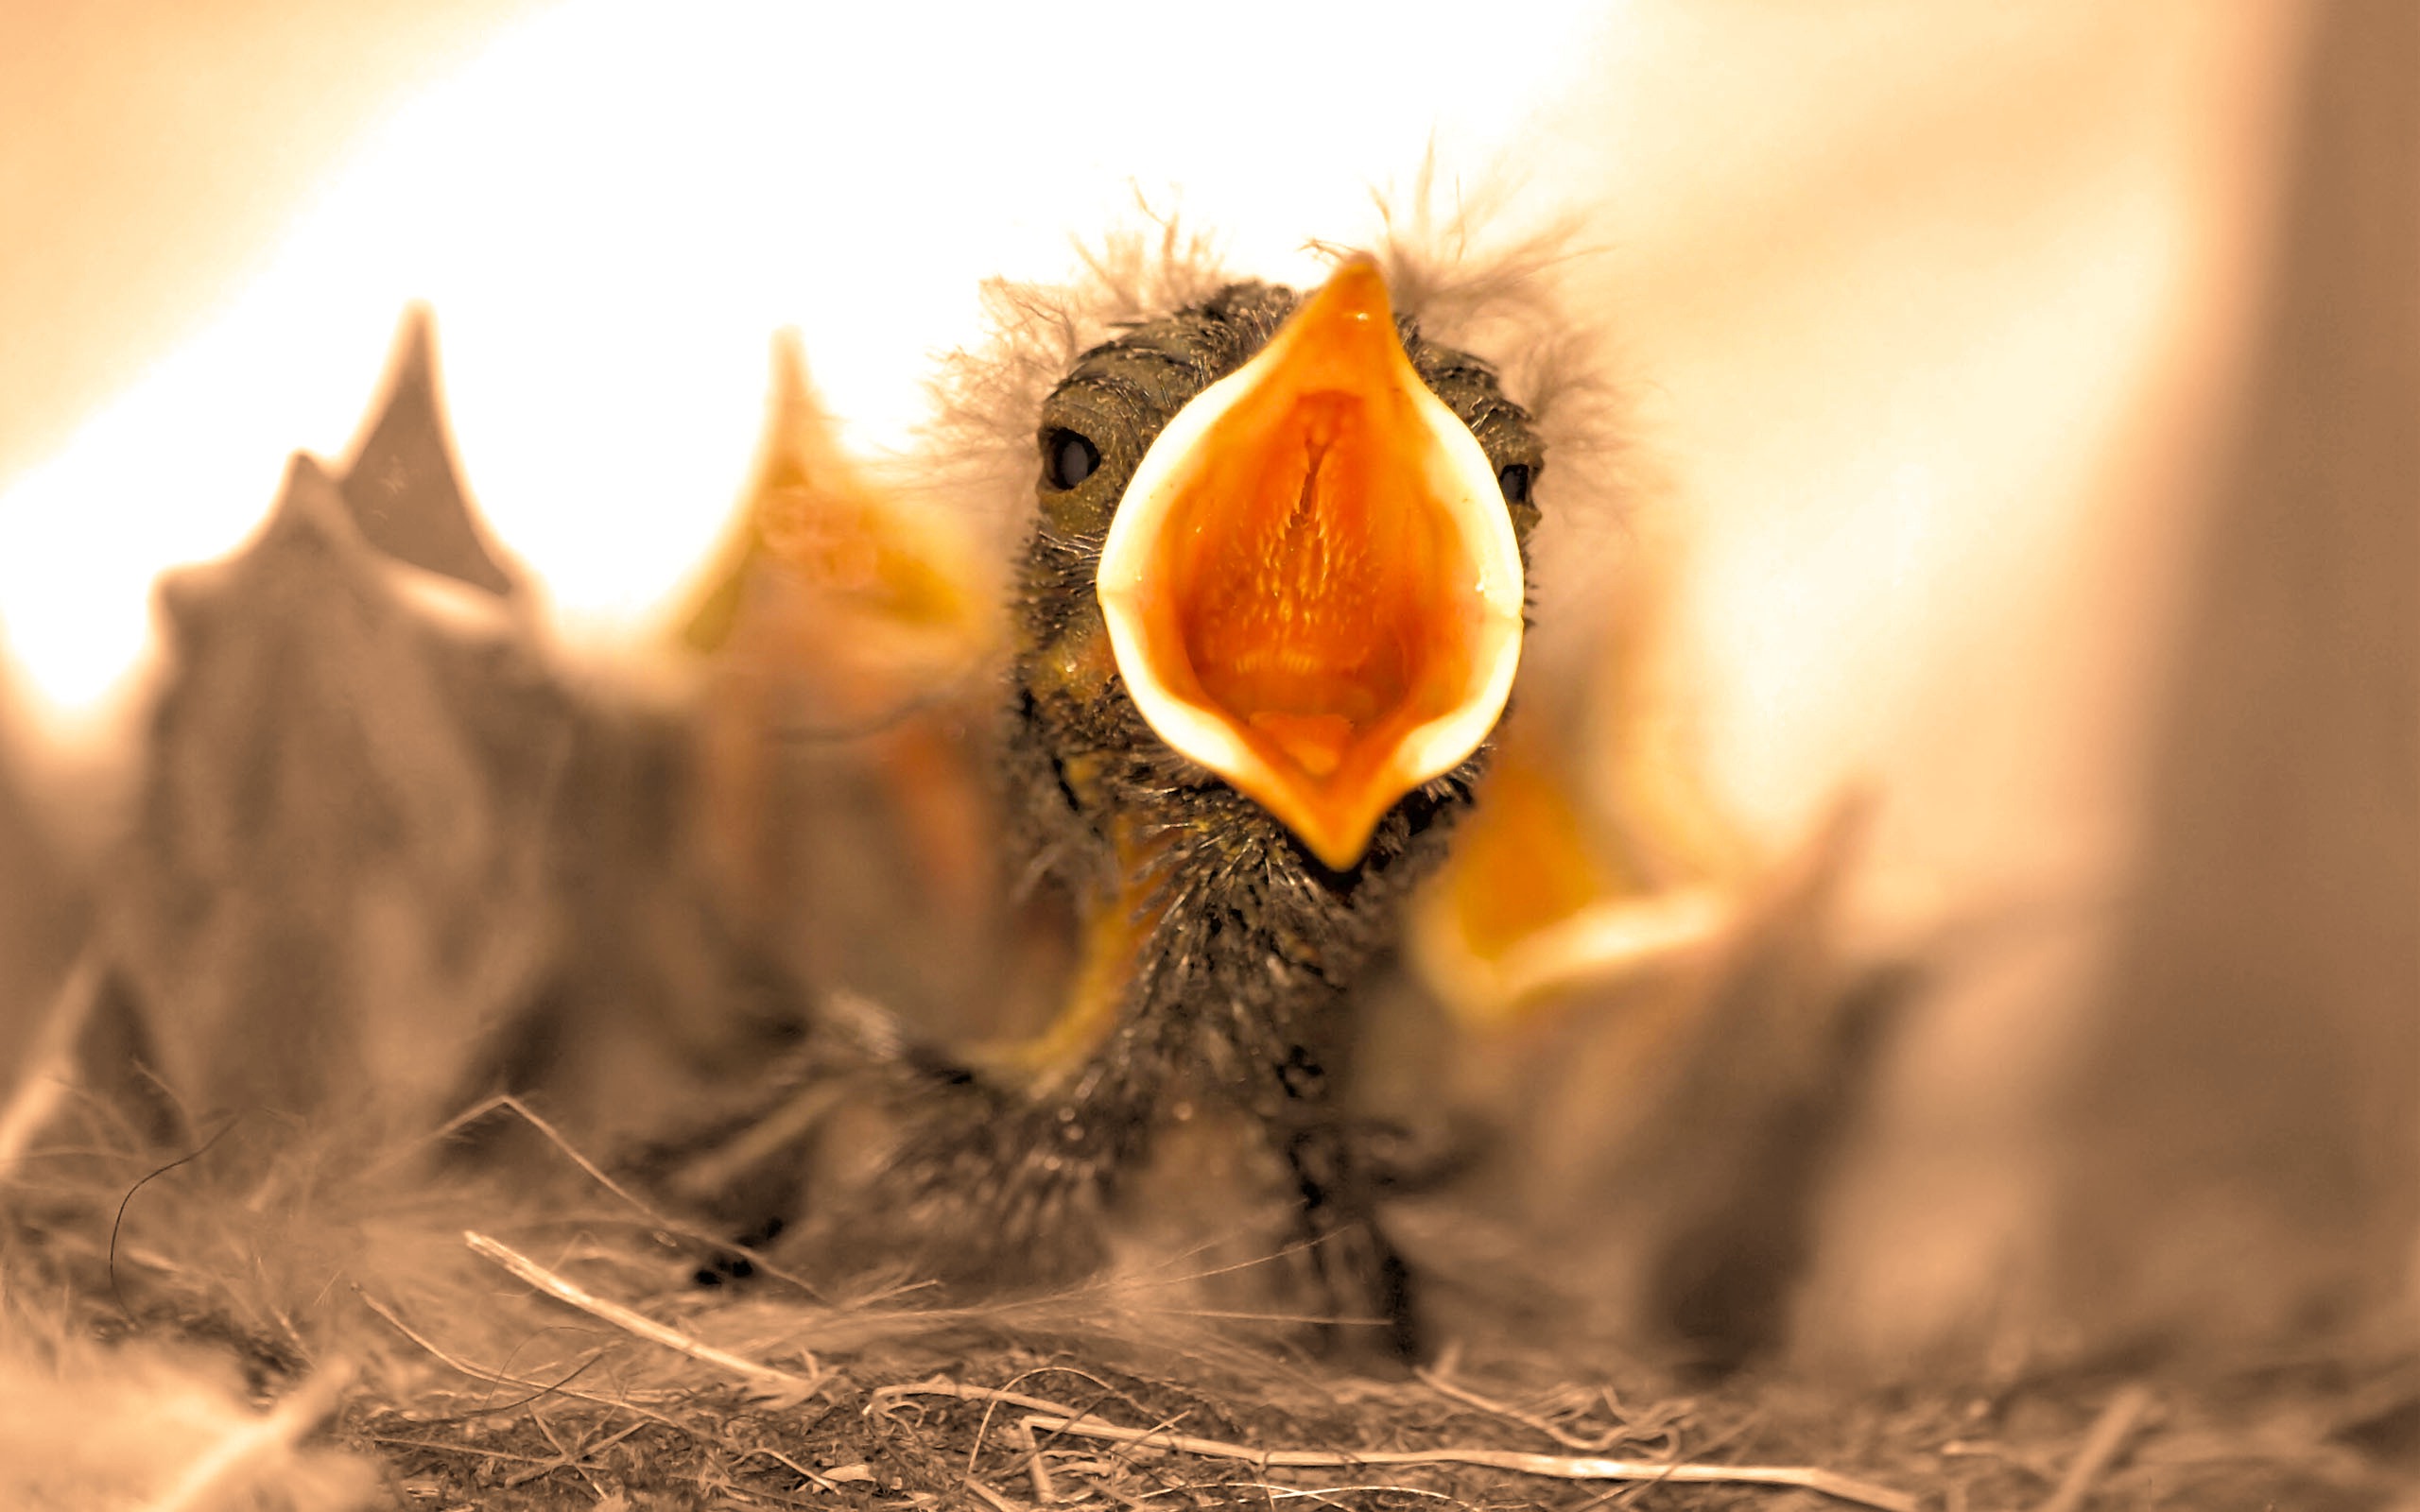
(1095, 257, 1526, 870)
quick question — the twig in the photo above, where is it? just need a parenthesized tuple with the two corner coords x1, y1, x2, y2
(141, 1361, 354, 1512)
(1414, 1363, 1642, 1452)
(362, 1435, 561, 1468)
(874, 1378, 1092, 1419)
(748, 1444, 860, 1494)
(873, 1380, 1919, 1512)
(464, 1229, 821, 1400)
(1026, 1415, 1917, 1512)
(109, 1116, 241, 1314)
(434, 1093, 829, 1300)
(1583, 1399, 1762, 1511)
(2033, 1383, 2153, 1512)
(963, 1474, 1031, 1512)
(384, 1348, 610, 1426)
(509, 1411, 632, 1494)
(1938, 1438, 2060, 1483)
(354, 1284, 692, 1436)
(1019, 1421, 1058, 1504)
(969, 1367, 1093, 1457)
(1146, 1486, 1461, 1506)
(360, 1314, 819, 1512)
(1095, 1404, 1197, 1479)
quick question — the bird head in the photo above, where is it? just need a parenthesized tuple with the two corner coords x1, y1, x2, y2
(1015, 256, 1544, 876)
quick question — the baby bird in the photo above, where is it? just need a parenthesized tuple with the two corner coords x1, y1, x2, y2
(782, 256, 1547, 1357)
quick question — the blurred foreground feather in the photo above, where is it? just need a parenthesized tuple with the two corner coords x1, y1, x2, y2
(0, 1342, 371, 1512)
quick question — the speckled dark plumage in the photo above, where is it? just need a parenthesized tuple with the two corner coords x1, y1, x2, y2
(821, 280, 1547, 1355)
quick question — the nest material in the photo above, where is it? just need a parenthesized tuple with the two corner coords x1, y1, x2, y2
(5, 1086, 2413, 1512)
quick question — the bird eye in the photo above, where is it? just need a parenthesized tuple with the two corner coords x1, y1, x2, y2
(1496, 464, 1531, 506)
(1044, 428, 1100, 490)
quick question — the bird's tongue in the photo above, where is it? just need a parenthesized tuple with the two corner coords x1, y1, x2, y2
(1098, 256, 1523, 870)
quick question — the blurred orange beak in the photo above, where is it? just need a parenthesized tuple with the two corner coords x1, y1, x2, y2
(1096, 257, 1526, 869)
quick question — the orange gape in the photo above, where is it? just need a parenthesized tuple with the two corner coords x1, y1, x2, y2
(1099, 257, 1519, 870)
(1167, 385, 1473, 783)
(1442, 741, 1612, 964)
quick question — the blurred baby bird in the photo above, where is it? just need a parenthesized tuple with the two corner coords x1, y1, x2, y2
(674, 332, 1006, 1040)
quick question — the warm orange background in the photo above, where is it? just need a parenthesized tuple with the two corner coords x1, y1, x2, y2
(0, 0, 547, 485)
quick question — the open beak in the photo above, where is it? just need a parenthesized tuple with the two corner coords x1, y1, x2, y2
(681, 329, 987, 678)
(1095, 257, 1526, 870)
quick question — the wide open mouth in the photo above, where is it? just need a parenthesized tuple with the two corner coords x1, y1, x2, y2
(1095, 257, 1525, 870)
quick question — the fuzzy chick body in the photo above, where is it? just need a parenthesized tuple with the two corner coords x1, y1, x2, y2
(787, 278, 1547, 1356)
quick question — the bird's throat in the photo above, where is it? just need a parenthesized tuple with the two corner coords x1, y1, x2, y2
(1174, 391, 1443, 780)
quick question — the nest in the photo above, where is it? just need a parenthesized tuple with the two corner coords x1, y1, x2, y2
(5, 1083, 2412, 1512)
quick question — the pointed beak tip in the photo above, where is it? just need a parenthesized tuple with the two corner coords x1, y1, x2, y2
(1307, 827, 1377, 874)
(1251, 794, 1361, 872)
(1248, 770, 1385, 874)
(1304, 256, 1394, 327)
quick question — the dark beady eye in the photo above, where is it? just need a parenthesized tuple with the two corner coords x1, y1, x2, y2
(1044, 428, 1100, 490)
(1496, 463, 1531, 506)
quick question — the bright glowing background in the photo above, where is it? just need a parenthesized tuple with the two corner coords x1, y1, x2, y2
(0, 0, 1593, 726)
(0, 0, 2302, 910)
(1528, 4, 2299, 895)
